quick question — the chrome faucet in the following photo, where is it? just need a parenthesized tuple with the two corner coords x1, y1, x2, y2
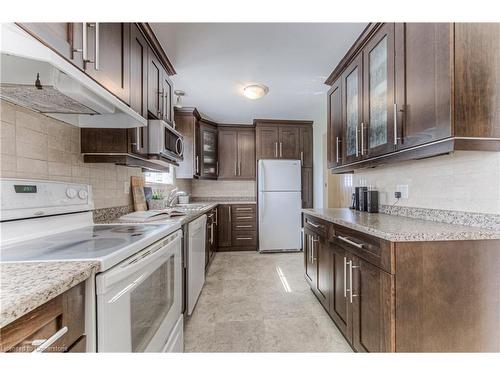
(166, 188, 187, 207)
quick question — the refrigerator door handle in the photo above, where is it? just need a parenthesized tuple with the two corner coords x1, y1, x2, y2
(258, 161, 265, 191)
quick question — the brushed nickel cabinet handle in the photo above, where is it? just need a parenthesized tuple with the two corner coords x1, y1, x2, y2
(32, 326, 68, 353)
(228, 206, 231, 222)
(312, 237, 319, 261)
(235, 207, 252, 211)
(360, 122, 365, 156)
(94, 22, 100, 70)
(338, 235, 363, 249)
(275, 142, 278, 157)
(280, 142, 283, 157)
(355, 125, 359, 157)
(234, 161, 238, 176)
(237, 216, 253, 219)
(236, 225, 252, 228)
(300, 151, 303, 166)
(394, 103, 398, 145)
(336, 137, 341, 163)
(236, 237, 253, 240)
(216, 161, 219, 176)
(349, 261, 360, 303)
(343, 257, 348, 298)
(195, 156, 199, 174)
(306, 219, 323, 229)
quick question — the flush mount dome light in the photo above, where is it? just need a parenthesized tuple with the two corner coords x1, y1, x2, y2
(243, 84, 269, 100)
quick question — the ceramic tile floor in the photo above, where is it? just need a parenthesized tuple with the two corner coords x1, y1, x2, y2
(184, 251, 353, 352)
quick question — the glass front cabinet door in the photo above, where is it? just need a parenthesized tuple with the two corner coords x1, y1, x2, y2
(362, 23, 396, 157)
(342, 54, 363, 164)
(199, 122, 218, 179)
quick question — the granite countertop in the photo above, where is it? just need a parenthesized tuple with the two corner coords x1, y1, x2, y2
(302, 208, 500, 242)
(0, 261, 99, 328)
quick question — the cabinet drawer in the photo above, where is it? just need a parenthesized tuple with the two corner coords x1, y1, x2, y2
(0, 282, 85, 353)
(232, 204, 256, 213)
(333, 225, 393, 274)
(232, 221, 256, 231)
(303, 214, 331, 239)
(233, 211, 256, 222)
(231, 230, 257, 247)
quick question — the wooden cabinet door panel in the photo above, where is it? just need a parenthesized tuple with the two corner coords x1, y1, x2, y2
(299, 126, 313, 167)
(218, 129, 238, 179)
(129, 25, 148, 156)
(351, 256, 394, 352)
(363, 23, 396, 157)
(161, 74, 173, 122)
(395, 23, 452, 149)
(237, 130, 256, 179)
(256, 126, 279, 159)
(301, 167, 313, 209)
(316, 237, 333, 310)
(18, 23, 85, 70)
(279, 126, 300, 159)
(217, 205, 232, 248)
(342, 54, 364, 164)
(330, 243, 352, 342)
(85, 23, 130, 104)
(327, 78, 343, 168)
(148, 49, 162, 119)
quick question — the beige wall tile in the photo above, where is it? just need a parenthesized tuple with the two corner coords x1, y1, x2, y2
(0, 100, 143, 210)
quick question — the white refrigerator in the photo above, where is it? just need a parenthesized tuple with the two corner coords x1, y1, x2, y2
(258, 159, 302, 252)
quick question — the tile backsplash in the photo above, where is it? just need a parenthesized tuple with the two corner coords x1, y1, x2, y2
(340, 151, 500, 215)
(191, 179, 255, 198)
(0, 100, 143, 209)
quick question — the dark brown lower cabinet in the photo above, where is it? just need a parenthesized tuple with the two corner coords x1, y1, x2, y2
(0, 282, 86, 353)
(205, 207, 217, 270)
(217, 204, 257, 251)
(303, 213, 500, 352)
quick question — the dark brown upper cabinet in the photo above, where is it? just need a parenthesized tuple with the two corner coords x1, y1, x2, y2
(279, 126, 300, 159)
(299, 126, 313, 168)
(218, 126, 256, 180)
(256, 125, 280, 159)
(394, 23, 452, 150)
(326, 22, 500, 173)
(199, 119, 218, 179)
(341, 53, 364, 165)
(174, 107, 201, 178)
(147, 49, 163, 119)
(17, 23, 85, 69)
(129, 24, 149, 156)
(84, 23, 131, 104)
(363, 23, 396, 157)
(327, 77, 343, 168)
(254, 120, 313, 162)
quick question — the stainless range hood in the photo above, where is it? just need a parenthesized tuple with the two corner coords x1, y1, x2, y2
(0, 23, 146, 128)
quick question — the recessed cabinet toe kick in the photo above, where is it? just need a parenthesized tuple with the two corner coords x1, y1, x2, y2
(303, 213, 500, 352)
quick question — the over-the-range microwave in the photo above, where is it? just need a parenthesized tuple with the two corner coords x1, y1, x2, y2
(148, 119, 184, 163)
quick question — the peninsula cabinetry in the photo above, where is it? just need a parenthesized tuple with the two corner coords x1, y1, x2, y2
(217, 204, 257, 251)
(303, 212, 500, 352)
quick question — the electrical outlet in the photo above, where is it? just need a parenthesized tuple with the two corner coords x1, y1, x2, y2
(396, 184, 409, 199)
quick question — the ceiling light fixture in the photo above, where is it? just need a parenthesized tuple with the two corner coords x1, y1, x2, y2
(174, 90, 185, 108)
(243, 84, 269, 100)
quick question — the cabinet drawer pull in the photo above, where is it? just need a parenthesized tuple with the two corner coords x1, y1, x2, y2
(236, 237, 253, 240)
(394, 103, 398, 145)
(336, 137, 341, 163)
(279, 142, 283, 158)
(235, 208, 253, 211)
(306, 219, 323, 229)
(349, 262, 360, 303)
(32, 326, 68, 353)
(338, 235, 363, 249)
(236, 225, 252, 228)
(360, 122, 365, 156)
(343, 257, 348, 298)
(300, 151, 303, 166)
(237, 216, 253, 219)
(275, 142, 278, 158)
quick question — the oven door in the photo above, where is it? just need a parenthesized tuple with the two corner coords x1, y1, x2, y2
(96, 230, 182, 352)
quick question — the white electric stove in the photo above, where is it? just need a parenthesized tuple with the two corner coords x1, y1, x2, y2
(0, 179, 184, 353)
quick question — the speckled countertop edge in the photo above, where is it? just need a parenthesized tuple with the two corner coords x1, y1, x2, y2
(302, 208, 500, 242)
(0, 260, 99, 328)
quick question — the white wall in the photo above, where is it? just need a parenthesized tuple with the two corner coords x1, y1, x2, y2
(347, 151, 500, 215)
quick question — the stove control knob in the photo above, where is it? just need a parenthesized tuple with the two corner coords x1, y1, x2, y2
(66, 188, 77, 199)
(78, 189, 88, 200)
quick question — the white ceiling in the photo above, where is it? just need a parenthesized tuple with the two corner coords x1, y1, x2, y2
(151, 23, 367, 125)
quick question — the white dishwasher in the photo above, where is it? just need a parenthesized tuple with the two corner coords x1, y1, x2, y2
(187, 214, 207, 315)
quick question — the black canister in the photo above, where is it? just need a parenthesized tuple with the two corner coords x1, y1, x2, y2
(367, 190, 379, 213)
(355, 186, 368, 211)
